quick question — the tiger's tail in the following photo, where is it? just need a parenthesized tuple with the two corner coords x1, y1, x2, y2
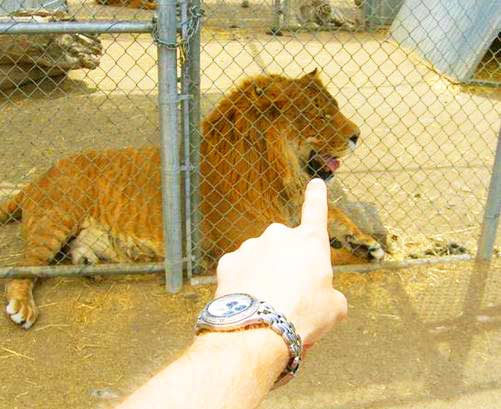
(0, 190, 23, 224)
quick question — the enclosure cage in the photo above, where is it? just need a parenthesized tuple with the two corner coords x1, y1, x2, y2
(0, 0, 499, 293)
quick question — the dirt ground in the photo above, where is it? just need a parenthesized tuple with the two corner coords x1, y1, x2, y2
(1, 259, 500, 409)
(0, 2, 500, 408)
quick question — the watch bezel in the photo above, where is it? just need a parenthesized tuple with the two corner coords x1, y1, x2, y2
(197, 293, 261, 330)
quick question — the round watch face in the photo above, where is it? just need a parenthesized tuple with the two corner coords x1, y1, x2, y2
(207, 293, 254, 318)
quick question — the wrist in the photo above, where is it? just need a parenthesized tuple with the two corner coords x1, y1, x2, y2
(195, 326, 289, 360)
(194, 327, 289, 383)
(195, 293, 304, 387)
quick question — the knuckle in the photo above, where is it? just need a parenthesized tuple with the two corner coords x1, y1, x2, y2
(238, 237, 257, 251)
(217, 252, 235, 273)
(332, 290, 348, 320)
(264, 222, 288, 235)
(301, 227, 329, 247)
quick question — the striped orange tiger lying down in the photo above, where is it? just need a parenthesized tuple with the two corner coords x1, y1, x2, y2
(2, 69, 384, 329)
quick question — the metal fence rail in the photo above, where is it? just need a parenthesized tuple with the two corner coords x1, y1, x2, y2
(0, 20, 154, 33)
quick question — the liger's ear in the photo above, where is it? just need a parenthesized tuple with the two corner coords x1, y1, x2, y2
(249, 77, 299, 113)
(254, 85, 264, 96)
(251, 82, 288, 112)
(250, 83, 273, 112)
(299, 68, 321, 87)
(305, 68, 319, 78)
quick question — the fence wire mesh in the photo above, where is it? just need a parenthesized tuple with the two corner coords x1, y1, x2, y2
(188, 0, 500, 281)
(0, 0, 499, 291)
(0, 0, 161, 273)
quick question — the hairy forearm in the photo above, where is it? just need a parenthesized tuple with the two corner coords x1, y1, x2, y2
(116, 328, 289, 409)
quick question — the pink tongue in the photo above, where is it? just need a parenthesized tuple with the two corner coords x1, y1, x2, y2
(326, 158, 340, 172)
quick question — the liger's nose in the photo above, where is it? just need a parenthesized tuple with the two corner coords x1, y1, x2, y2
(349, 133, 359, 145)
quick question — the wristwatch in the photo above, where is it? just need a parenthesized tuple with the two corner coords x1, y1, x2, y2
(195, 293, 303, 387)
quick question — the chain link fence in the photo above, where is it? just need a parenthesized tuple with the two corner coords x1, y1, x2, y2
(188, 0, 500, 287)
(0, 0, 178, 289)
(0, 0, 499, 298)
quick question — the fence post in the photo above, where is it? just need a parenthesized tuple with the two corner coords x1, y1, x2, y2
(270, 0, 282, 34)
(157, 0, 184, 292)
(476, 128, 501, 262)
(180, 0, 202, 278)
(188, 0, 203, 275)
(180, 0, 193, 279)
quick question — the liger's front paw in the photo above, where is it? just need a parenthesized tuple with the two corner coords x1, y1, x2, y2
(343, 234, 385, 262)
(70, 240, 100, 265)
(6, 295, 39, 330)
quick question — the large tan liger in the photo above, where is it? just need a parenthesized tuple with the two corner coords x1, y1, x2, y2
(2, 70, 384, 329)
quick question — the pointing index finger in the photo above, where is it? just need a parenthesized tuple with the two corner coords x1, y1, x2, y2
(300, 178, 328, 232)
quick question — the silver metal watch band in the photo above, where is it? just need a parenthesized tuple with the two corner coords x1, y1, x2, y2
(254, 301, 303, 387)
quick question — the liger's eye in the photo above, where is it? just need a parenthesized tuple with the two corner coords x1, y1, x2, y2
(323, 113, 332, 120)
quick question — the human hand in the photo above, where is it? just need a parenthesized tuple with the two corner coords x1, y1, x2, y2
(215, 178, 347, 347)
